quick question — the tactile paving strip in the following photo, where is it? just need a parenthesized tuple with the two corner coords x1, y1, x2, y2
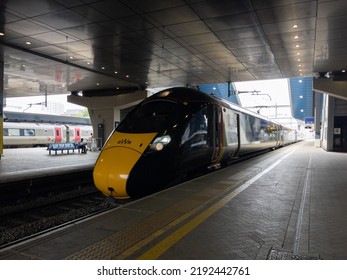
(66, 182, 235, 260)
(267, 249, 320, 260)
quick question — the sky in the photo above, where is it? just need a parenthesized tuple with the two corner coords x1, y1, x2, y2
(4, 94, 85, 114)
(234, 78, 293, 121)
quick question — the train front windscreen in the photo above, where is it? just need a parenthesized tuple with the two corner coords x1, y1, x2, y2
(117, 99, 188, 133)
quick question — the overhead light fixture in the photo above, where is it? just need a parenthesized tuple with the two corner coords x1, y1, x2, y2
(101, 66, 105, 70)
(294, 35, 299, 39)
(298, 58, 301, 62)
(295, 44, 300, 48)
(299, 80, 303, 83)
(297, 52, 301, 55)
(0, 32, 4, 36)
(114, 71, 118, 74)
(292, 24, 298, 28)
(342, 70, 346, 73)
(25, 41, 32, 45)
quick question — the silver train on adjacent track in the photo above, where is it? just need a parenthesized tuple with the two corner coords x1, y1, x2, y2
(3, 111, 93, 148)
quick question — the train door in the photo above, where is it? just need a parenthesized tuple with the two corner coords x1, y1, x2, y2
(65, 125, 70, 142)
(210, 105, 223, 164)
(74, 127, 81, 142)
(276, 125, 282, 147)
(54, 127, 62, 143)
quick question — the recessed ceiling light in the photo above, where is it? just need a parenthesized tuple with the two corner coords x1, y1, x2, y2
(25, 41, 32, 45)
(101, 66, 105, 70)
(342, 70, 346, 73)
(0, 32, 4, 36)
(292, 24, 298, 28)
(114, 71, 118, 74)
(294, 35, 299, 39)
(126, 75, 130, 78)
(295, 44, 300, 48)
(298, 58, 301, 62)
(297, 52, 301, 55)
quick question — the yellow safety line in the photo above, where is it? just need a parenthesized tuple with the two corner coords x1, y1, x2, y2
(137, 150, 295, 260)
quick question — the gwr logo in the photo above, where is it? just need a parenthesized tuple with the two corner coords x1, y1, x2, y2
(117, 138, 132, 145)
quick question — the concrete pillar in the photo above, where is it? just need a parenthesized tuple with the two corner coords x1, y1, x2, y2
(321, 94, 335, 151)
(313, 91, 322, 147)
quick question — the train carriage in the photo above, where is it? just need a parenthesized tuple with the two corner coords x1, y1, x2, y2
(93, 87, 298, 199)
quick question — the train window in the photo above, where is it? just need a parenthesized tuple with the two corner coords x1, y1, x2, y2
(24, 129, 35, 136)
(7, 128, 20, 136)
(134, 100, 178, 118)
(117, 100, 186, 133)
(3, 128, 9, 136)
(225, 112, 238, 145)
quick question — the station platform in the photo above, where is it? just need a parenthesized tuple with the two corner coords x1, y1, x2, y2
(0, 147, 100, 184)
(0, 140, 346, 260)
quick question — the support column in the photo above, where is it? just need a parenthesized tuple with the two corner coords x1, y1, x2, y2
(313, 92, 322, 147)
(321, 94, 335, 151)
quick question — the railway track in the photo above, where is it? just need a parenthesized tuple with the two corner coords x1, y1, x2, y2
(0, 186, 119, 249)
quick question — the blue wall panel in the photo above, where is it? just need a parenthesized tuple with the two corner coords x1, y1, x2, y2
(289, 77, 313, 121)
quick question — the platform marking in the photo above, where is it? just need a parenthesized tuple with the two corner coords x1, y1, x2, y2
(293, 152, 312, 255)
(137, 149, 296, 260)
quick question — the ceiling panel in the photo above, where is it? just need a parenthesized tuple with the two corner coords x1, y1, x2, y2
(0, 0, 346, 98)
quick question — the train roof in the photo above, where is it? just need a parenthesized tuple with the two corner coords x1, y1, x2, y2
(3, 111, 91, 125)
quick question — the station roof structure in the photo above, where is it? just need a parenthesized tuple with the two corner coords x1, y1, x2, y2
(1, 0, 346, 122)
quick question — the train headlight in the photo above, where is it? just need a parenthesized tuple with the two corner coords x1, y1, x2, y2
(151, 135, 171, 151)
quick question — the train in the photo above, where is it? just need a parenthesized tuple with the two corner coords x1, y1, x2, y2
(93, 87, 298, 199)
(2, 111, 93, 148)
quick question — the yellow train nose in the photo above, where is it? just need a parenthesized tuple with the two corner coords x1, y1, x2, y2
(93, 131, 157, 199)
(93, 147, 142, 199)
